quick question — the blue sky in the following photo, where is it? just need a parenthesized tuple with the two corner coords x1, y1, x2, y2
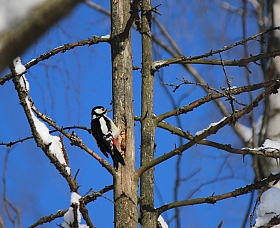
(0, 1, 265, 227)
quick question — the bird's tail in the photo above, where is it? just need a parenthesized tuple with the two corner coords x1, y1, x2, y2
(111, 146, 125, 170)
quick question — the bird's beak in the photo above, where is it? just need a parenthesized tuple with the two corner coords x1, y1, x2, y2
(106, 109, 112, 113)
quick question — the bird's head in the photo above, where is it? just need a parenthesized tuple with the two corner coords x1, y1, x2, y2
(91, 106, 111, 119)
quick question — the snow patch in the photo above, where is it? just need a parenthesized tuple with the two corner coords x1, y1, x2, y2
(71, 192, 81, 204)
(254, 187, 280, 227)
(101, 34, 110, 39)
(13, 57, 26, 75)
(13, 57, 29, 92)
(62, 192, 88, 228)
(242, 138, 280, 155)
(263, 139, 280, 151)
(152, 60, 168, 70)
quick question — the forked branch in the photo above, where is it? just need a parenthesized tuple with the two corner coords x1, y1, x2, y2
(157, 79, 279, 122)
(136, 80, 280, 177)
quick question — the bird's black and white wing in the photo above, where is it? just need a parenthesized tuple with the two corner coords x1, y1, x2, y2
(90, 106, 125, 169)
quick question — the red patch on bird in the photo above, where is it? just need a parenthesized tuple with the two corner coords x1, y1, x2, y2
(113, 139, 117, 146)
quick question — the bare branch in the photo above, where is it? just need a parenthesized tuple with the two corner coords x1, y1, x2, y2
(152, 48, 280, 71)
(157, 79, 278, 122)
(79, 199, 95, 228)
(219, 53, 235, 114)
(152, 21, 280, 148)
(123, 0, 141, 35)
(11, 67, 80, 193)
(157, 121, 280, 159)
(2, 148, 22, 228)
(0, 36, 110, 86)
(153, 17, 182, 55)
(136, 80, 280, 177)
(83, 0, 110, 15)
(0, 215, 6, 228)
(72, 203, 79, 228)
(29, 209, 67, 228)
(162, 77, 221, 93)
(156, 171, 280, 215)
(153, 27, 280, 70)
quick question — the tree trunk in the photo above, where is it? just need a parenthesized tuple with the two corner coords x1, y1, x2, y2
(255, 0, 280, 181)
(140, 0, 158, 227)
(110, 0, 138, 227)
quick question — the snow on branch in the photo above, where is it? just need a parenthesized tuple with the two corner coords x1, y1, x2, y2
(31, 104, 115, 175)
(25, 99, 71, 174)
(254, 186, 280, 227)
(11, 56, 115, 175)
(0, 125, 91, 147)
(61, 192, 89, 228)
(11, 57, 98, 227)
(195, 117, 227, 136)
(11, 57, 71, 175)
(242, 139, 280, 158)
(30, 186, 113, 227)
(157, 121, 280, 159)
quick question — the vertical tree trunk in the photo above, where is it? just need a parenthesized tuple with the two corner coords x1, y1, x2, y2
(140, 0, 157, 227)
(110, 0, 138, 227)
(255, 0, 280, 180)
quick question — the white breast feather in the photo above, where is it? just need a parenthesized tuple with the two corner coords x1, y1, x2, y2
(99, 117, 109, 135)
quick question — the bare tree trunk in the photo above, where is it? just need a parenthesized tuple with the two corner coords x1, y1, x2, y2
(140, 0, 158, 227)
(110, 0, 138, 227)
(255, 0, 280, 180)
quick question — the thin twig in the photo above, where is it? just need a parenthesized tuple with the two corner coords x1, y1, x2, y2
(3, 148, 22, 228)
(162, 77, 222, 94)
(219, 53, 235, 114)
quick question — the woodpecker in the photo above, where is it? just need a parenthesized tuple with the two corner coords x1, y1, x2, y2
(91, 106, 125, 169)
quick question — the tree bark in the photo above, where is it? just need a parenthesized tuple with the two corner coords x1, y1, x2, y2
(255, 0, 280, 181)
(140, 0, 158, 227)
(110, 0, 138, 227)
